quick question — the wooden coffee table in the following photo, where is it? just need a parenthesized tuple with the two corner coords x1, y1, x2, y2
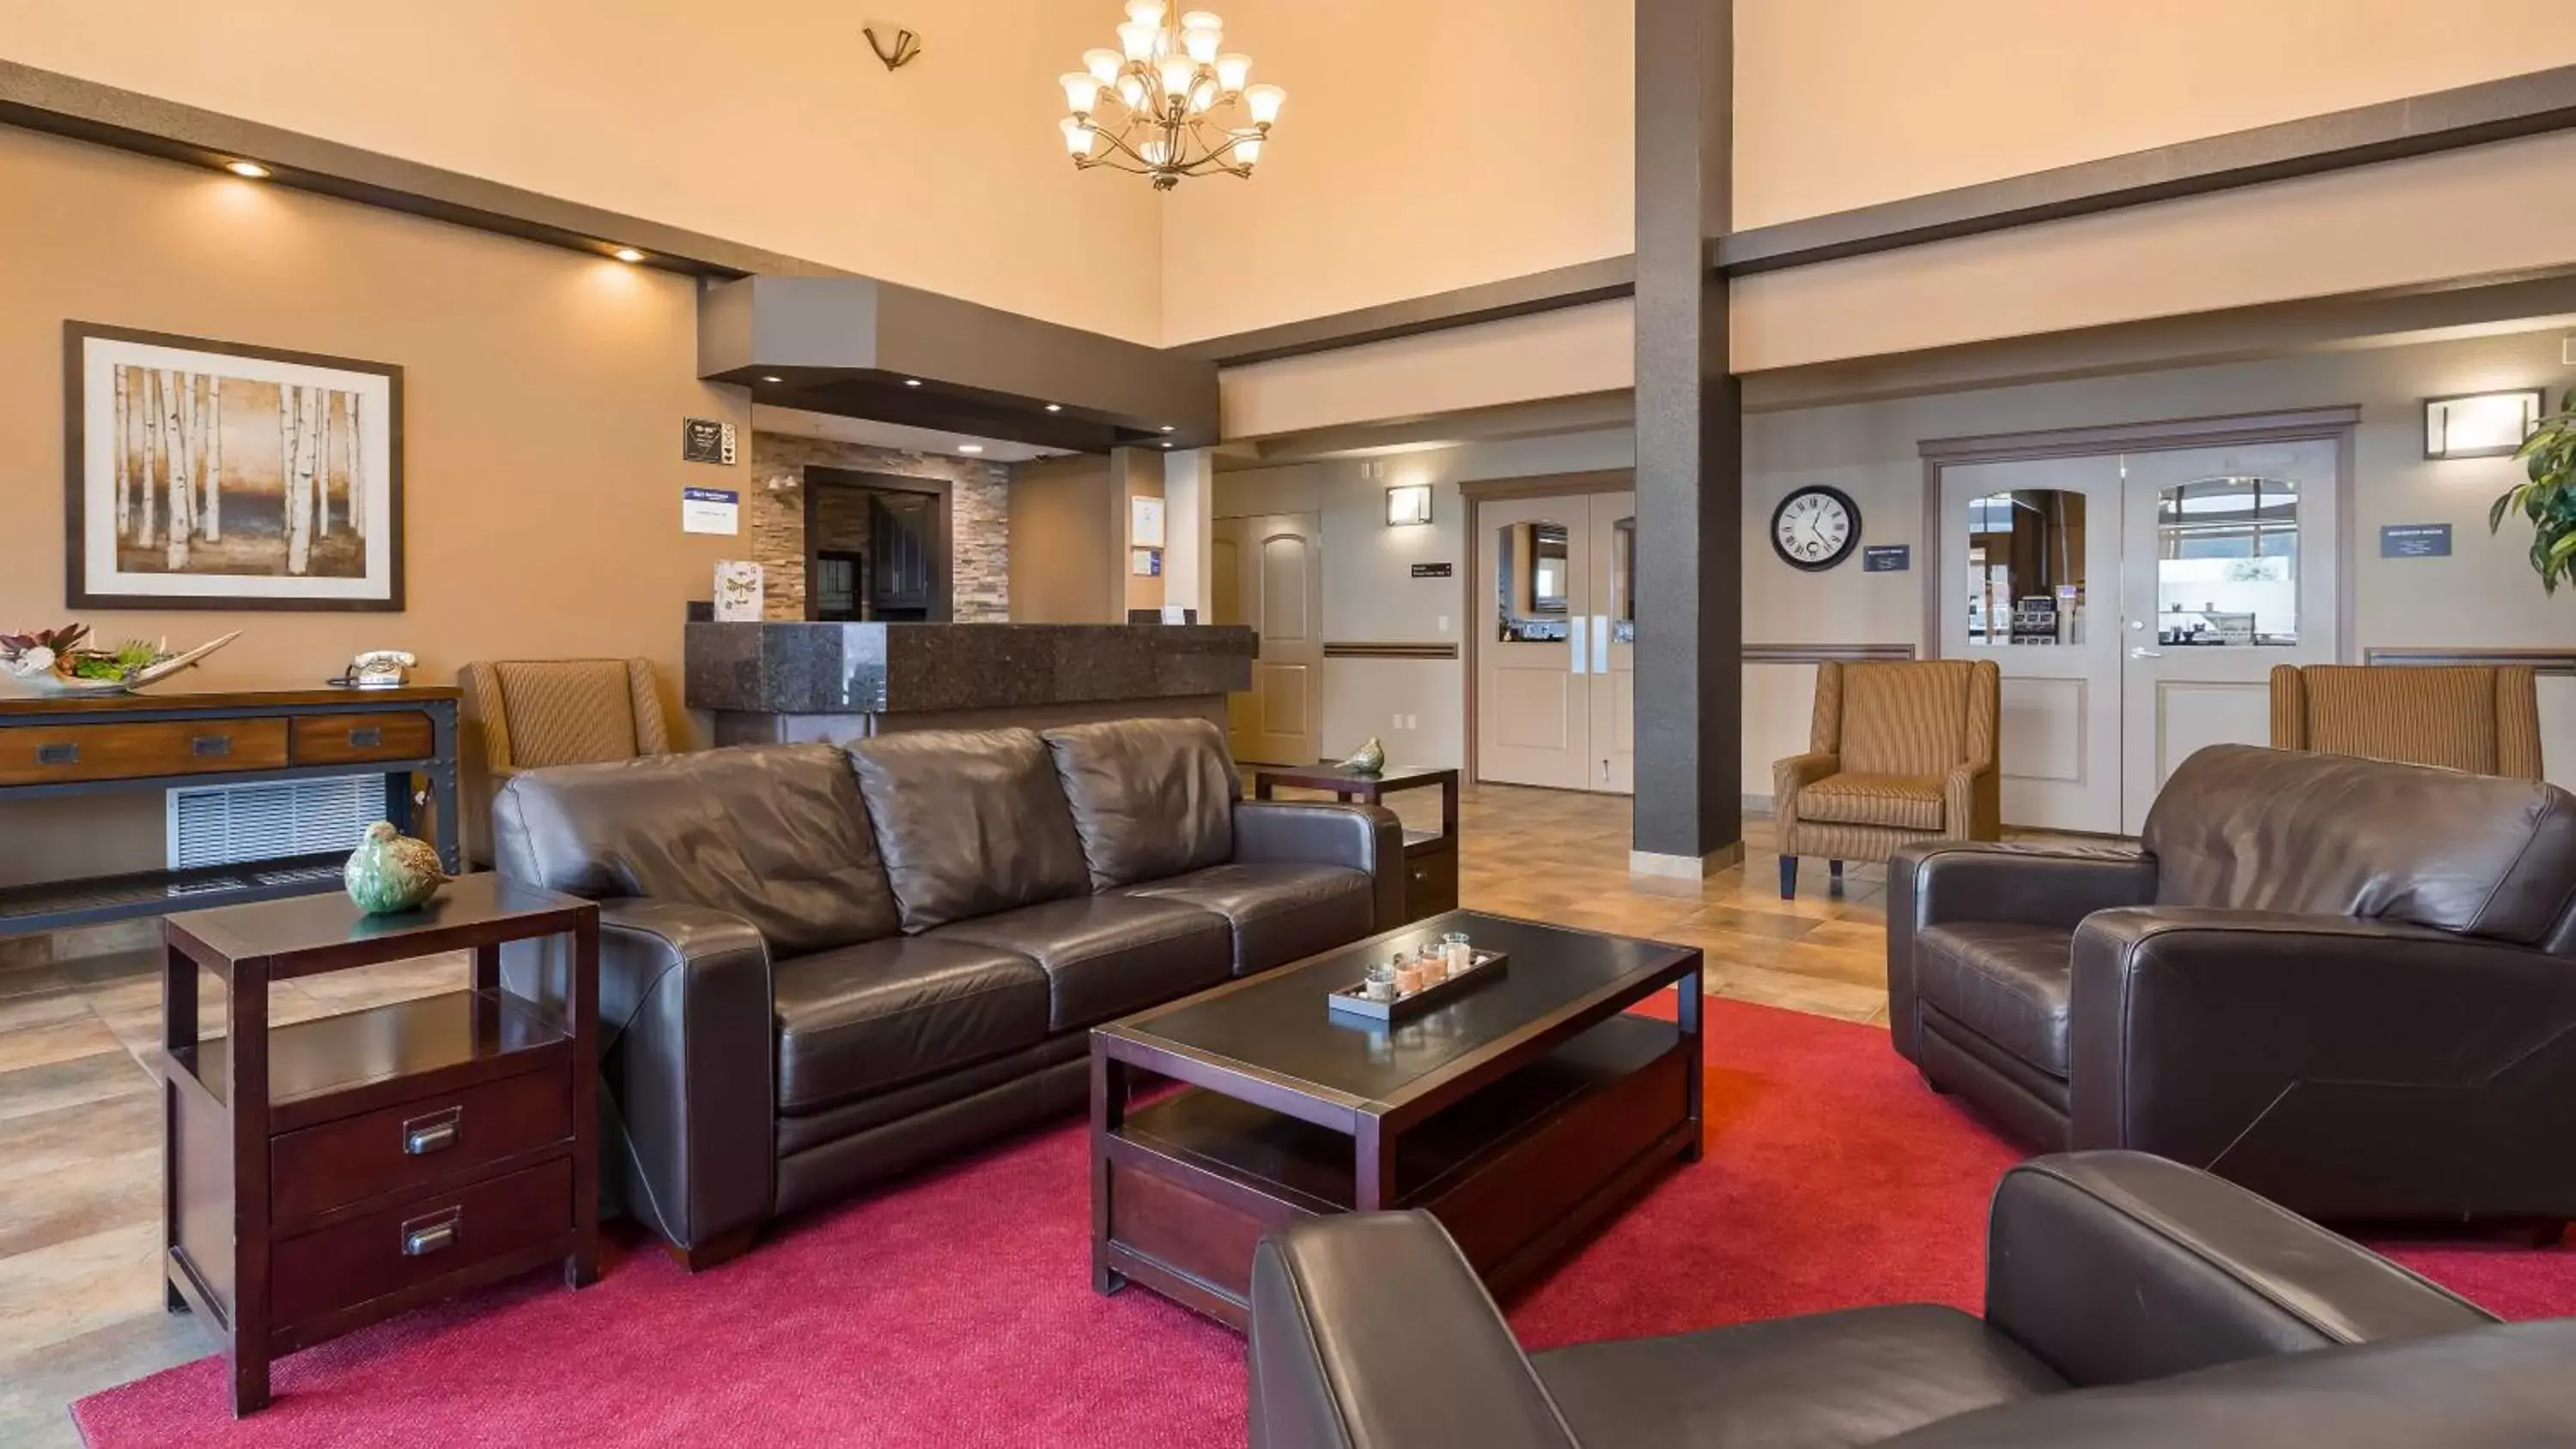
(1089, 911, 1702, 1329)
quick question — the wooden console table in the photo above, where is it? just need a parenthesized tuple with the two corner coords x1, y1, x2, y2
(0, 686, 460, 936)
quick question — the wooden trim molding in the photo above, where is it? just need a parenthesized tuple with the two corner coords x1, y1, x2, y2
(1455, 470, 1636, 502)
(2363, 647, 2576, 676)
(1741, 643, 1917, 665)
(1917, 407, 2364, 463)
(1322, 642, 1461, 661)
(1177, 258, 1636, 368)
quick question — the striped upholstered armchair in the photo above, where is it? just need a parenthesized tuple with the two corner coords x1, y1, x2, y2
(459, 658, 671, 863)
(2269, 664, 2542, 781)
(1773, 658, 2001, 898)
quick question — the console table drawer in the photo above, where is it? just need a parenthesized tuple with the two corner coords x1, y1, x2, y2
(269, 1155, 573, 1331)
(291, 711, 434, 766)
(270, 1066, 572, 1226)
(0, 718, 289, 785)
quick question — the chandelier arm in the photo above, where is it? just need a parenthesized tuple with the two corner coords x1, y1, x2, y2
(1088, 125, 1156, 167)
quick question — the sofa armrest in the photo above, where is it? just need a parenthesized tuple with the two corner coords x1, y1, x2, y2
(1250, 1212, 1581, 1449)
(592, 899, 776, 1259)
(1236, 799, 1406, 932)
(1986, 1151, 2495, 1389)
(1886, 842, 2156, 1062)
(2067, 906, 2576, 1172)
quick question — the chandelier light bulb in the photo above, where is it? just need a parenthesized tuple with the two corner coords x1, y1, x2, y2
(1243, 82, 1285, 125)
(1083, 47, 1123, 83)
(1123, 0, 1167, 25)
(1188, 78, 1218, 113)
(1156, 52, 1194, 99)
(1115, 73, 1148, 108)
(1116, 20, 1156, 60)
(1181, 10, 1223, 31)
(1060, 72, 1103, 115)
(1060, 118, 1097, 156)
(1230, 132, 1262, 166)
(1214, 52, 1251, 92)
(1182, 23, 1222, 64)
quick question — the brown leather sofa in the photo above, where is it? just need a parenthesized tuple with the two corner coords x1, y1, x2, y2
(493, 718, 1400, 1267)
(1248, 1152, 2575, 1448)
(1891, 743, 2576, 1224)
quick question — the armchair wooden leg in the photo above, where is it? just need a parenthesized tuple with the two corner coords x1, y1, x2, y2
(1779, 856, 1798, 899)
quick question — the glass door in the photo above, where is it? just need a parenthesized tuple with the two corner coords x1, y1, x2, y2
(1477, 498, 1595, 790)
(1586, 493, 1636, 794)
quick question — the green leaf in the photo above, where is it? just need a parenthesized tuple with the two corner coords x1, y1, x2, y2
(2493, 488, 2519, 533)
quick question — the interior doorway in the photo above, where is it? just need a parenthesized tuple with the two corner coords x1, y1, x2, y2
(802, 467, 952, 622)
(1931, 416, 2351, 834)
(1212, 511, 1324, 765)
(1472, 486, 1636, 794)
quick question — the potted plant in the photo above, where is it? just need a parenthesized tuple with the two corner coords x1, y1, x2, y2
(2491, 387, 2576, 592)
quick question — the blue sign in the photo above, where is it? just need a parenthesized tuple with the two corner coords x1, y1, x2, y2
(2380, 524, 2452, 559)
(1862, 544, 1911, 573)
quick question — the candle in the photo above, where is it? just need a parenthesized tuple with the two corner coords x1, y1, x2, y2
(1440, 931, 1473, 973)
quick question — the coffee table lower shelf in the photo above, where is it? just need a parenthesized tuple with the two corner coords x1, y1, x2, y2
(1094, 1014, 1694, 1329)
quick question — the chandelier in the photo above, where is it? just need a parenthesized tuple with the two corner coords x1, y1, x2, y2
(1059, 3, 1285, 190)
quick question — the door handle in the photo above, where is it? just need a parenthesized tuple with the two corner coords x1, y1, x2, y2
(1589, 615, 1610, 674)
(1570, 622, 1588, 676)
(2129, 646, 2165, 659)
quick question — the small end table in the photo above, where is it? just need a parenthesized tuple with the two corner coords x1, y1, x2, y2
(160, 875, 598, 1416)
(1252, 763, 1459, 922)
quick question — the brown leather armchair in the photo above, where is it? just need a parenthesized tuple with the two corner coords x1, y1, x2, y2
(460, 658, 671, 864)
(1249, 1152, 2567, 1449)
(2270, 663, 2543, 779)
(1774, 658, 2001, 898)
(1890, 743, 2576, 1225)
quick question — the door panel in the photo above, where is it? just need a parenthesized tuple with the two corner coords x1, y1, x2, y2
(2117, 440, 2338, 833)
(1588, 493, 1636, 795)
(1218, 512, 1324, 765)
(1477, 498, 1593, 789)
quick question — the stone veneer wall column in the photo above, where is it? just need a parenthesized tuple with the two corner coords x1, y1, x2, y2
(745, 433, 1011, 621)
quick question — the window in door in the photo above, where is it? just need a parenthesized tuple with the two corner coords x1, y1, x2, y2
(1609, 516, 1637, 644)
(1495, 521, 1574, 641)
(2153, 476, 2299, 647)
(1964, 488, 2089, 646)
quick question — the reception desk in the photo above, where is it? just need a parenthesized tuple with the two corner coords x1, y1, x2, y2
(685, 622, 1256, 745)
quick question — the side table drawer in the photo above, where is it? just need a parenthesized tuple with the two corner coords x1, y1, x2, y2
(270, 1156, 573, 1331)
(1403, 837, 1459, 921)
(291, 711, 434, 765)
(270, 1067, 571, 1225)
(0, 718, 289, 785)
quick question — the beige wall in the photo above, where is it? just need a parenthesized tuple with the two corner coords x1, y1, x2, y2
(0, 126, 745, 885)
(0, 0, 1165, 343)
(1008, 454, 1120, 621)
(1219, 300, 1634, 439)
(1736, 0, 2576, 229)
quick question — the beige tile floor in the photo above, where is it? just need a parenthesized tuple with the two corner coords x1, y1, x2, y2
(0, 784, 1895, 1445)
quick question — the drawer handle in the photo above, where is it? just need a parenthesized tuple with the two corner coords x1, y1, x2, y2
(401, 1206, 462, 1258)
(403, 1106, 462, 1155)
(348, 726, 384, 749)
(191, 735, 233, 758)
(36, 743, 78, 766)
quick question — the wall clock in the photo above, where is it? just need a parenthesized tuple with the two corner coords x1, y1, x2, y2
(1771, 485, 1861, 572)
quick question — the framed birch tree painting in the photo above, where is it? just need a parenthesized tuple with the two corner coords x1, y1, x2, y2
(64, 323, 404, 610)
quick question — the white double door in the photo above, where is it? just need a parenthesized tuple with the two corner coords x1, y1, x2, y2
(1939, 440, 2339, 834)
(1476, 492, 1636, 793)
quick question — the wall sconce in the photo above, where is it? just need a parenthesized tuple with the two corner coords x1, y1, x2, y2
(1385, 483, 1432, 526)
(2425, 389, 2543, 460)
(864, 21, 922, 70)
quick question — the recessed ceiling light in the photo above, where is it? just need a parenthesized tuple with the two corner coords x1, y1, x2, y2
(1161, 441, 1175, 449)
(224, 161, 270, 179)
(1159, 425, 1176, 433)
(761, 375, 783, 384)
(903, 379, 923, 387)
(1044, 403, 1063, 412)
(611, 246, 646, 264)
(958, 444, 984, 454)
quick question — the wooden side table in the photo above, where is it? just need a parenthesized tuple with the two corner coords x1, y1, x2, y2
(160, 875, 598, 1416)
(1252, 763, 1460, 922)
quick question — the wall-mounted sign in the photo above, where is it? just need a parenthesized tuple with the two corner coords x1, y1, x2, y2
(712, 560, 763, 621)
(2380, 523, 2453, 558)
(1131, 547, 1162, 577)
(683, 417, 738, 465)
(682, 487, 740, 535)
(1130, 495, 1167, 547)
(1409, 562, 1454, 579)
(1862, 544, 1911, 573)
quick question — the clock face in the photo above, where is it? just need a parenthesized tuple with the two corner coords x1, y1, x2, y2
(1771, 487, 1860, 572)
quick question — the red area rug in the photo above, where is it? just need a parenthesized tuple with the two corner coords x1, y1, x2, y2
(73, 1000, 2576, 1446)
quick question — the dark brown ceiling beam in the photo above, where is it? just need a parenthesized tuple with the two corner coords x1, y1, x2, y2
(1174, 255, 1637, 367)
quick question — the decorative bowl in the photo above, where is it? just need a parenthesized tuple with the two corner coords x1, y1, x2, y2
(0, 627, 240, 695)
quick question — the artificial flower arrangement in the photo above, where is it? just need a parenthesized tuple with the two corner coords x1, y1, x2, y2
(0, 622, 240, 695)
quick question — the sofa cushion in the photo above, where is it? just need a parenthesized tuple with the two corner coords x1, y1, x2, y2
(1534, 1304, 2064, 1449)
(493, 743, 897, 956)
(1916, 923, 2076, 1077)
(1801, 773, 1947, 832)
(1120, 862, 1374, 975)
(847, 728, 1093, 933)
(769, 937, 1052, 1115)
(933, 895, 1233, 1030)
(1042, 718, 1239, 889)
(2142, 744, 2576, 944)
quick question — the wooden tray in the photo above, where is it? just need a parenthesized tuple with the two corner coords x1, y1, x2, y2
(1327, 950, 1508, 1022)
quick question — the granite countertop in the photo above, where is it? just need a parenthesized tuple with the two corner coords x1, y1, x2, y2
(684, 622, 1256, 714)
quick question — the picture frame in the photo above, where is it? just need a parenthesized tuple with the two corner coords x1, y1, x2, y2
(64, 321, 405, 611)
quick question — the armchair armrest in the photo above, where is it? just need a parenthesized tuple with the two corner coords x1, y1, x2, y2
(1986, 1152, 2495, 1389)
(1886, 842, 2156, 1061)
(1939, 761, 2000, 842)
(2068, 907, 2576, 1170)
(1236, 799, 1406, 932)
(1771, 751, 1838, 829)
(591, 899, 775, 1260)
(1250, 1212, 1580, 1449)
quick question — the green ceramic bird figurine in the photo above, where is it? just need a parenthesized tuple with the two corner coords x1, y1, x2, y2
(344, 821, 449, 915)
(1341, 736, 1388, 775)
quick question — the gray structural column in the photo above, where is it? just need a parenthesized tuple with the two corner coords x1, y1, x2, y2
(1631, 0, 1743, 876)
